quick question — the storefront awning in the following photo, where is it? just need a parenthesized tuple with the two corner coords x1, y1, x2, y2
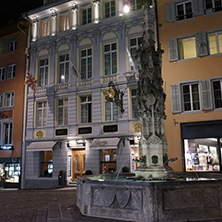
(90, 138, 119, 149)
(27, 141, 58, 152)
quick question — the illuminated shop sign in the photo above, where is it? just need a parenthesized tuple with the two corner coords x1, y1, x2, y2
(0, 145, 13, 150)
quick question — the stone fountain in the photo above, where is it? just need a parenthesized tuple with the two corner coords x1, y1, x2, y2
(77, 1, 222, 221)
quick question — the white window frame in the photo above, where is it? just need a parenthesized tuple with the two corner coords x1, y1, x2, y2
(59, 54, 69, 83)
(104, 42, 117, 75)
(4, 92, 14, 108)
(57, 98, 68, 126)
(0, 67, 5, 81)
(60, 13, 70, 31)
(80, 48, 92, 79)
(7, 64, 16, 79)
(0, 94, 2, 108)
(208, 31, 222, 55)
(212, 79, 222, 109)
(129, 0, 143, 10)
(82, 7, 92, 25)
(176, 1, 193, 21)
(205, 0, 222, 12)
(104, 0, 116, 18)
(8, 38, 17, 52)
(4, 122, 13, 145)
(39, 58, 48, 87)
(80, 95, 92, 123)
(36, 101, 47, 127)
(41, 20, 50, 37)
(105, 101, 118, 121)
(182, 82, 201, 112)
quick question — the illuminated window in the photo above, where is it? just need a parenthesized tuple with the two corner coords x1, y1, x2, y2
(182, 83, 200, 111)
(59, 54, 69, 83)
(41, 20, 50, 37)
(208, 32, 222, 55)
(37, 101, 47, 127)
(80, 48, 92, 79)
(60, 14, 70, 31)
(104, 42, 117, 75)
(179, 37, 197, 60)
(41, 151, 53, 177)
(176, 1, 193, 21)
(105, 0, 115, 18)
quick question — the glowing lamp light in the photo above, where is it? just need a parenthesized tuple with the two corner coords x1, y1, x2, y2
(123, 3, 130, 13)
(61, 75, 65, 80)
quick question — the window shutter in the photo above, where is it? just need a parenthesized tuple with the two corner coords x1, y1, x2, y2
(167, 39, 178, 62)
(170, 84, 182, 113)
(0, 40, 8, 54)
(196, 32, 208, 57)
(202, 80, 212, 110)
(193, 0, 204, 16)
(165, 2, 176, 22)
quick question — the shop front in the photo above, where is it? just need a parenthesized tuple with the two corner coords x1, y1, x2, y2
(181, 120, 222, 172)
(0, 158, 21, 188)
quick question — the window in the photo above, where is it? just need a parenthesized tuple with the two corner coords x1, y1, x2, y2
(80, 95, 92, 123)
(182, 83, 200, 112)
(41, 20, 50, 37)
(5, 92, 14, 107)
(184, 138, 220, 172)
(4, 122, 13, 145)
(104, 43, 117, 75)
(39, 59, 48, 87)
(0, 94, 2, 108)
(60, 14, 70, 31)
(129, 0, 143, 10)
(7, 64, 16, 79)
(101, 149, 117, 173)
(131, 89, 138, 118)
(105, 101, 118, 121)
(176, 1, 193, 21)
(130, 36, 143, 70)
(37, 101, 47, 127)
(81, 48, 92, 79)
(105, 0, 116, 18)
(41, 151, 53, 177)
(205, 0, 222, 12)
(8, 38, 17, 52)
(179, 37, 197, 60)
(59, 54, 69, 83)
(208, 32, 222, 55)
(82, 7, 92, 25)
(0, 67, 5, 81)
(212, 79, 222, 108)
(57, 98, 68, 125)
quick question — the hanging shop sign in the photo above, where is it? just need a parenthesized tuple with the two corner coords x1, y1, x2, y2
(0, 110, 13, 119)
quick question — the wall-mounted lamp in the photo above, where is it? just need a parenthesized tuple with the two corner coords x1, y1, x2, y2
(123, 2, 130, 13)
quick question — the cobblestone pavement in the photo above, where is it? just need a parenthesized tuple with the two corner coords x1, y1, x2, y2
(0, 187, 222, 222)
(0, 187, 125, 222)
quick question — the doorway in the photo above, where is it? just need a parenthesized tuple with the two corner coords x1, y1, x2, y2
(72, 149, 85, 179)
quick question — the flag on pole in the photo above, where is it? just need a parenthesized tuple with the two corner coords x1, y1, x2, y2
(70, 60, 80, 80)
(24, 71, 37, 91)
(126, 47, 138, 74)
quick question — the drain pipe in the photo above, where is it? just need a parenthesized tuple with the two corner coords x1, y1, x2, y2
(17, 21, 28, 37)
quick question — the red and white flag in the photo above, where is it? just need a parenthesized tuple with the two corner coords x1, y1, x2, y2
(24, 71, 37, 91)
(70, 60, 80, 80)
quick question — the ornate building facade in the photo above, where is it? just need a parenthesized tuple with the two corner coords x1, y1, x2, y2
(23, 0, 145, 188)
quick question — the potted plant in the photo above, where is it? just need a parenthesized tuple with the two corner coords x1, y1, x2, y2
(58, 170, 66, 187)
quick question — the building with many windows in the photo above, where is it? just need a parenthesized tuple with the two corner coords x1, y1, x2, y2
(158, 0, 222, 172)
(0, 10, 29, 188)
(23, 0, 144, 188)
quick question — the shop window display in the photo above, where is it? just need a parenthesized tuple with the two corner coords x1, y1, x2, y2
(184, 138, 220, 172)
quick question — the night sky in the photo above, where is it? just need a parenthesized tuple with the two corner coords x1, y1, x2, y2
(0, 0, 43, 16)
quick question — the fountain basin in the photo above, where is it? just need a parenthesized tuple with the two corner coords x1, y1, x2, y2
(77, 173, 222, 222)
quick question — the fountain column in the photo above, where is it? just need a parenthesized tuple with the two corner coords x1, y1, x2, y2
(135, 0, 168, 179)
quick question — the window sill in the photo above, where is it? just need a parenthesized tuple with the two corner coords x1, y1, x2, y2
(177, 57, 199, 62)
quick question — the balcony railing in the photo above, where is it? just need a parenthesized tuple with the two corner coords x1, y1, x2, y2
(35, 86, 48, 95)
(76, 78, 93, 88)
(54, 83, 70, 92)
(100, 74, 119, 85)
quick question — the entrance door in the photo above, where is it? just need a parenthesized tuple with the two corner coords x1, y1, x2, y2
(72, 149, 85, 179)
